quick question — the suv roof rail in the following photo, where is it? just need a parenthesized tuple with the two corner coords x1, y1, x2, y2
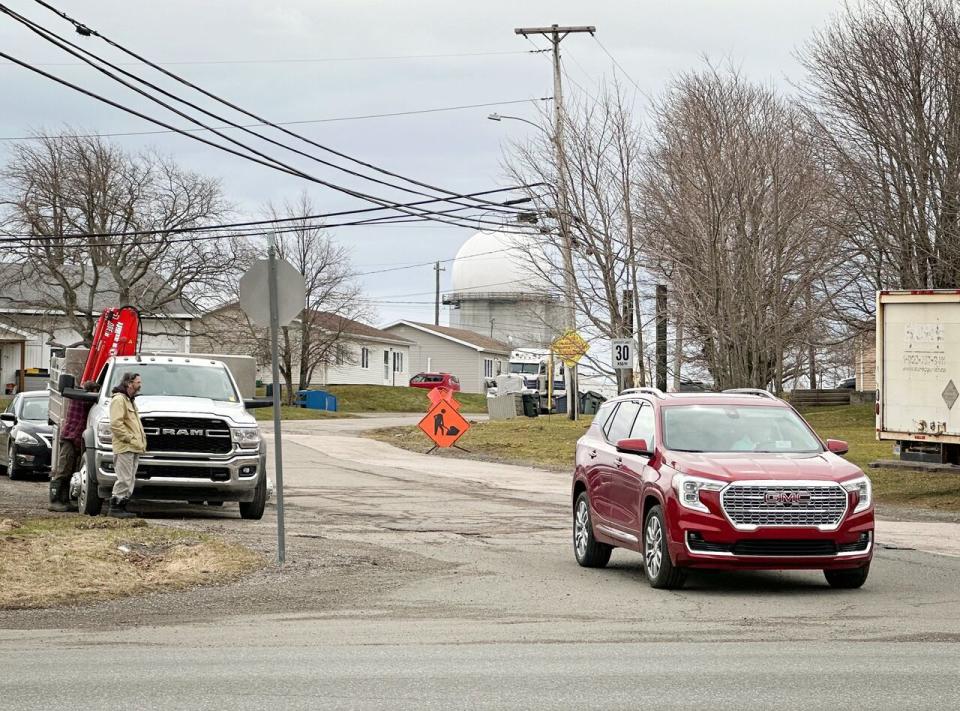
(620, 386, 666, 399)
(722, 388, 779, 400)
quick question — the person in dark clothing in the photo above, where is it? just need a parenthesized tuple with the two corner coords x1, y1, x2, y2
(48, 380, 99, 513)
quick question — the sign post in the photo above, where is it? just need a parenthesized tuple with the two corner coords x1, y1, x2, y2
(239, 248, 306, 565)
(550, 330, 589, 419)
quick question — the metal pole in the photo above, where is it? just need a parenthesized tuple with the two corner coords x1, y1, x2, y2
(268, 242, 286, 564)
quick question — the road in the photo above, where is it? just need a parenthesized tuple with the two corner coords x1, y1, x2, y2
(2, 414, 960, 709)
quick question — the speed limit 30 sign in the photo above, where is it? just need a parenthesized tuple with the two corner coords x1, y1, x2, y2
(611, 338, 634, 370)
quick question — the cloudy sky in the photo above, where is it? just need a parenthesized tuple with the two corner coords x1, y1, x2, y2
(1, 0, 842, 327)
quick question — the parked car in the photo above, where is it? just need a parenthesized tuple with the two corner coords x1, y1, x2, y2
(572, 387, 874, 590)
(0, 391, 54, 480)
(838, 377, 856, 390)
(409, 372, 461, 392)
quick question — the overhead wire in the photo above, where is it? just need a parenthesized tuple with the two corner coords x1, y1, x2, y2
(592, 36, 643, 93)
(27, 0, 536, 215)
(0, 6, 527, 225)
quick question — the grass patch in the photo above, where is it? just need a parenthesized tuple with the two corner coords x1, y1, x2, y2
(368, 404, 960, 512)
(368, 414, 592, 470)
(0, 516, 264, 610)
(325, 385, 488, 414)
(253, 405, 353, 421)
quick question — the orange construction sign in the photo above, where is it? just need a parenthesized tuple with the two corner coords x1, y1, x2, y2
(427, 386, 460, 410)
(418, 400, 470, 448)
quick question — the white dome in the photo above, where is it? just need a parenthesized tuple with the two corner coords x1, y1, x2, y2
(450, 230, 548, 296)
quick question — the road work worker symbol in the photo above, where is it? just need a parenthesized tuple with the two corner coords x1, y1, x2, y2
(419, 400, 470, 449)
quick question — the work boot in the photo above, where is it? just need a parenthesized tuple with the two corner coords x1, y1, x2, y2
(107, 497, 136, 519)
(47, 479, 71, 513)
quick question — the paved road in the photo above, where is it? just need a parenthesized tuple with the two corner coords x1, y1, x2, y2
(3, 415, 960, 708)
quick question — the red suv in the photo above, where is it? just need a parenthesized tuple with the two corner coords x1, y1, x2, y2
(409, 373, 461, 392)
(572, 388, 874, 590)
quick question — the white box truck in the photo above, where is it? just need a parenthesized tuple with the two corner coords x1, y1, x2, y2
(876, 290, 960, 465)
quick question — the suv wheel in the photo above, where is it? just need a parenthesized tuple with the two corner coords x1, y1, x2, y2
(824, 565, 870, 589)
(573, 492, 611, 568)
(239, 473, 266, 520)
(643, 505, 687, 590)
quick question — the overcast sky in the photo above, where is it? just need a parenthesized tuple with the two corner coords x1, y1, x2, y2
(0, 0, 843, 327)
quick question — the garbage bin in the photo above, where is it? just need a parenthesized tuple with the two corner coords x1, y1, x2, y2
(521, 393, 539, 418)
(579, 391, 606, 415)
(298, 390, 339, 411)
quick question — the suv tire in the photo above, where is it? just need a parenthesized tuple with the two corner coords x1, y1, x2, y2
(239, 473, 266, 520)
(824, 565, 870, 589)
(573, 492, 612, 568)
(643, 505, 687, 590)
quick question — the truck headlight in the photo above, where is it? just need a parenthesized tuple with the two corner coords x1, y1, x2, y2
(842, 475, 872, 513)
(96, 419, 112, 444)
(14, 430, 39, 445)
(231, 427, 261, 449)
(672, 473, 726, 513)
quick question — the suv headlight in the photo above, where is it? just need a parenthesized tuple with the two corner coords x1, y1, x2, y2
(842, 475, 872, 513)
(672, 473, 726, 513)
(96, 418, 112, 444)
(231, 427, 261, 449)
(14, 430, 39, 445)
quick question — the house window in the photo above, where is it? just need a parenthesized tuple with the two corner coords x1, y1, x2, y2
(361, 347, 370, 369)
(335, 344, 348, 366)
(484, 358, 494, 378)
(393, 352, 404, 373)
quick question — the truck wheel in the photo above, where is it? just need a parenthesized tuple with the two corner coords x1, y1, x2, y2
(573, 492, 612, 568)
(77, 461, 102, 516)
(643, 505, 687, 590)
(824, 565, 870, 589)
(239, 473, 266, 520)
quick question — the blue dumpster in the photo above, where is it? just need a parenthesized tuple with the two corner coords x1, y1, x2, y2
(297, 389, 338, 411)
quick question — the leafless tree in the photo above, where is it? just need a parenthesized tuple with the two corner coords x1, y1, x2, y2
(0, 132, 235, 343)
(502, 81, 648, 387)
(638, 66, 844, 390)
(800, 0, 960, 295)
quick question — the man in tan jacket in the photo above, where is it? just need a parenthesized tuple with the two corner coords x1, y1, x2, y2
(108, 372, 146, 519)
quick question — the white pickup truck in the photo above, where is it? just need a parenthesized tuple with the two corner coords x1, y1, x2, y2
(51, 350, 272, 518)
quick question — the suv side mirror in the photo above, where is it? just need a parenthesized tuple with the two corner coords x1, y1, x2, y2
(826, 439, 849, 455)
(616, 438, 652, 456)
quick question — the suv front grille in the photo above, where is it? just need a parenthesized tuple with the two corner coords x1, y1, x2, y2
(140, 417, 232, 454)
(731, 539, 838, 556)
(721, 483, 847, 530)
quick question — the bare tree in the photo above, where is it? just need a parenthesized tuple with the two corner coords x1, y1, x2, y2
(638, 66, 843, 389)
(0, 132, 234, 343)
(503, 81, 647, 387)
(800, 0, 960, 293)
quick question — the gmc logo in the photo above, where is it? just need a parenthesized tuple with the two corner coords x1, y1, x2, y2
(161, 428, 205, 437)
(764, 490, 812, 506)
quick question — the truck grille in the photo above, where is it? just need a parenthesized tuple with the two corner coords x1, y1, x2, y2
(136, 465, 231, 481)
(721, 483, 848, 530)
(140, 417, 232, 454)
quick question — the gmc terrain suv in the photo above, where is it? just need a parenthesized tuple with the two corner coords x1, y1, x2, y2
(572, 388, 874, 589)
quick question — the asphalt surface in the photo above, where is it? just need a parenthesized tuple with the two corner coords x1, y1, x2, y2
(2, 414, 960, 709)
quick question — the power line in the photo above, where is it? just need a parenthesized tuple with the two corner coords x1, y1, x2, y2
(25, 0, 530, 216)
(0, 8, 526, 225)
(1, 49, 543, 67)
(592, 36, 643, 93)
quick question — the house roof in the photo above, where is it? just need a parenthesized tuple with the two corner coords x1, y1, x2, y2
(202, 302, 413, 346)
(385, 321, 511, 354)
(0, 262, 193, 317)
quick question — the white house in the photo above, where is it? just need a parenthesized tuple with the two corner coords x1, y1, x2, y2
(382, 321, 511, 394)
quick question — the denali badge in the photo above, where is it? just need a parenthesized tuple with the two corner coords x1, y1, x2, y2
(764, 490, 812, 506)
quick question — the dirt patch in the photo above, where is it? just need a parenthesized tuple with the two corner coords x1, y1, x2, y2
(0, 516, 264, 610)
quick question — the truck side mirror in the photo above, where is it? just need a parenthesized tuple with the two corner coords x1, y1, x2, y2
(58, 373, 76, 394)
(243, 398, 274, 409)
(62, 387, 99, 404)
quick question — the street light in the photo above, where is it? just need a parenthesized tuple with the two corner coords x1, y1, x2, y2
(487, 113, 543, 131)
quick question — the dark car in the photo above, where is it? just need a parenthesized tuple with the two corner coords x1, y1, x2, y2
(838, 377, 856, 390)
(0, 391, 54, 480)
(409, 372, 461, 392)
(572, 387, 873, 590)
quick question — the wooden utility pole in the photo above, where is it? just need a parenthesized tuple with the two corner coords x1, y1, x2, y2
(656, 284, 668, 392)
(622, 289, 635, 391)
(433, 261, 446, 326)
(515, 23, 595, 421)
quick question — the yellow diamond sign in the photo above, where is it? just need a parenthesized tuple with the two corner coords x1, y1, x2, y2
(551, 330, 589, 367)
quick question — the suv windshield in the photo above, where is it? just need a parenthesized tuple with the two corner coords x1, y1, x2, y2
(108, 363, 238, 402)
(20, 396, 49, 422)
(662, 405, 822, 453)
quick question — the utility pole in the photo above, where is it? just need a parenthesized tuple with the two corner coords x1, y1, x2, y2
(656, 284, 668, 392)
(433, 261, 446, 326)
(515, 23, 595, 421)
(622, 289, 635, 392)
